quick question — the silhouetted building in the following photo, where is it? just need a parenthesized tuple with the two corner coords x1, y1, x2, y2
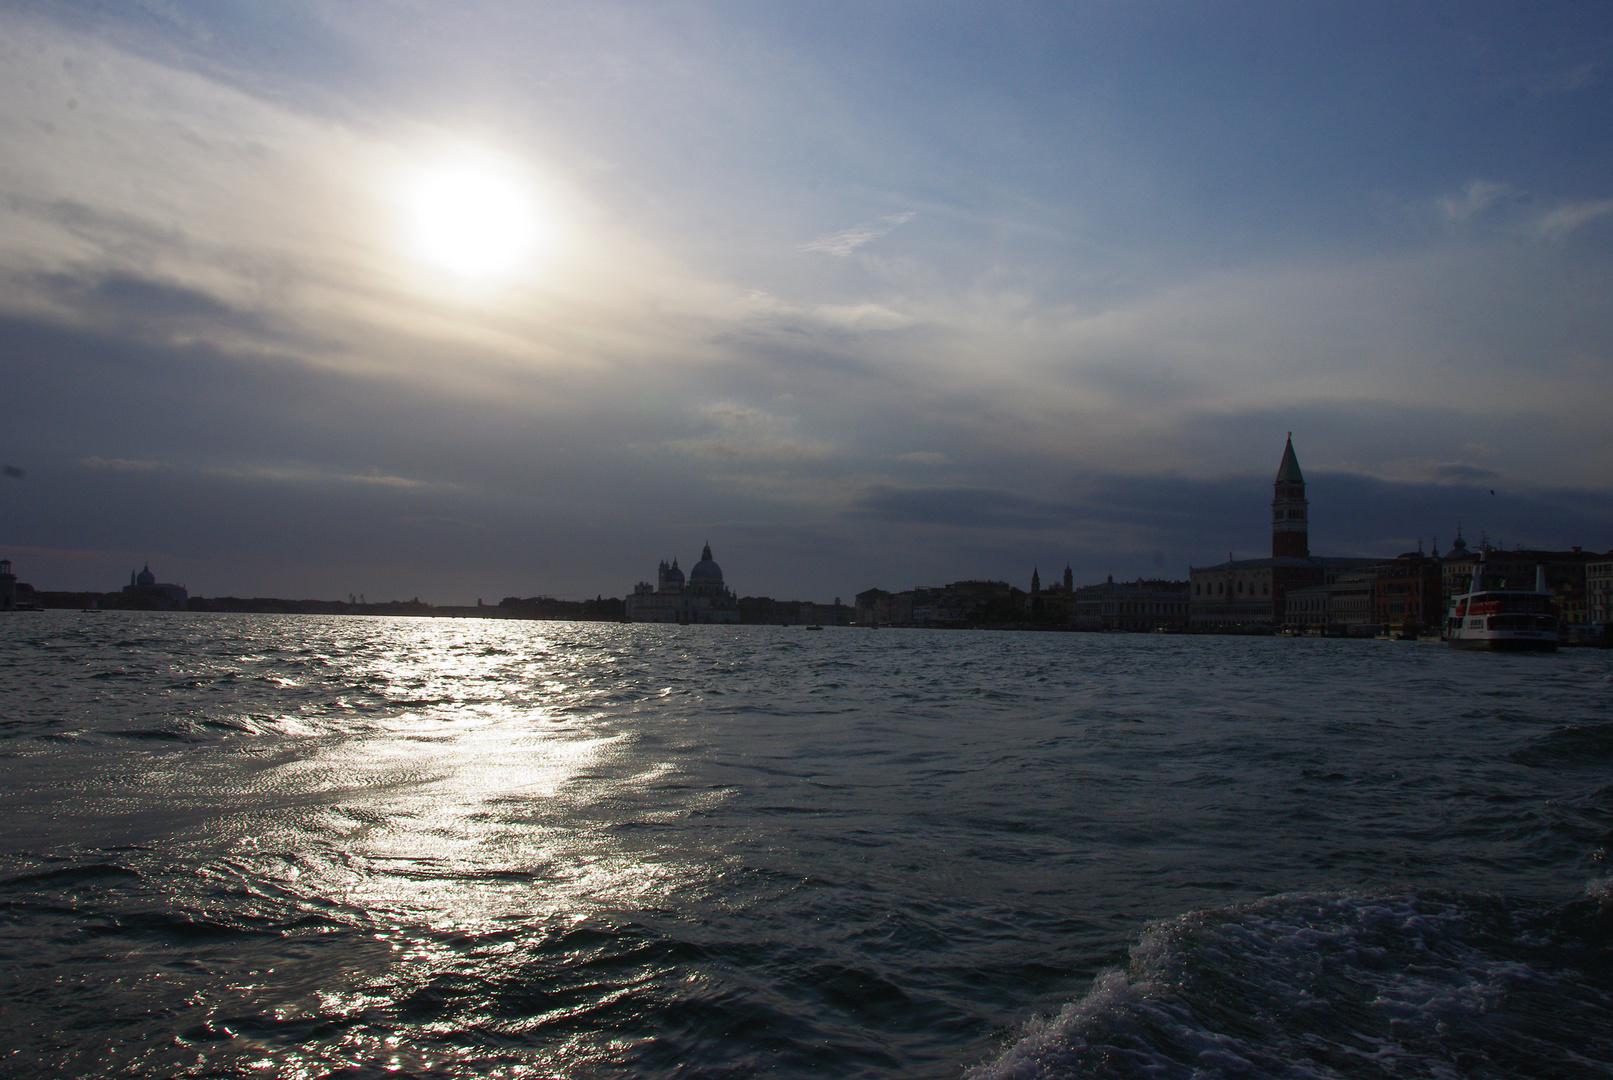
(1372, 548, 1443, 637)
(626, 543, 740, 623)
(1073, 576, 1190, 631)
(855, 580, 1017, 627)
(1025, 564, 1076, 619)
(121, 563, 188, 610)
(1271, 433, 1309, 558)
(0, 558, 16, 610)
(739, 596, 853, 625)
(1590, 558, 1613, 627)
(1328, 570, 1377, 634)
(1190, 436, 1373, 631)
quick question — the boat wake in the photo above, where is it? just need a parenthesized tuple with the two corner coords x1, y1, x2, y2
(972, 887, 1613, 1080)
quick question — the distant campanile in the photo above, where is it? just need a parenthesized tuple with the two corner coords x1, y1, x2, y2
(1271, 433, 1309, 559)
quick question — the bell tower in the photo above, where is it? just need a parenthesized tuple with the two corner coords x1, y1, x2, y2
(1271, 433, 1309, 559)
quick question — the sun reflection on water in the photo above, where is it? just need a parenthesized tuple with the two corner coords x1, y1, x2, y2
(4, 616, 751, 1077)
(224, 622, 714, 940)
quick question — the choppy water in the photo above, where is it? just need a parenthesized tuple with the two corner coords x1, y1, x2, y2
(1, 612, 1611, 1078)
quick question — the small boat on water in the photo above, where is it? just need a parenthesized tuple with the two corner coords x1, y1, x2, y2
(1444, 553, 1557, 652)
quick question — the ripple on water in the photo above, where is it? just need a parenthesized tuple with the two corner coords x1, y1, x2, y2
(1, 615, 1612, 1078)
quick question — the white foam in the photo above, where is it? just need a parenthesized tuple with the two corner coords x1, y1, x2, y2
(970, 892, 1576, 1080)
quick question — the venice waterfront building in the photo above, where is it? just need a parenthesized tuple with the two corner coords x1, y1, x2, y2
(1188, 435, 1374, 631)
(121, 564, 189, 610)
(626, 544, 741, 624)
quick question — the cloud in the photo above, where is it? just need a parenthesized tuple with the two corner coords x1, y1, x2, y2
(1437, 180, 1510, 223)
(662, 402, 835, 464)
(1376, 460, 1503, 486)
(4, 3, 1613, 605)
(1512, 59, 1603, 97)
(811, 302, 914, 331)
(1536, 198, 1613, 238)
(82, 456, 164, 472)
(854, 485, 1076, 530)
(0, 13, 763, 405)
(205, 465, 436, 490)
(801, 211, 916, 256)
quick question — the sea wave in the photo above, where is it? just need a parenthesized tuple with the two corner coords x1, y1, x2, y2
(1511, 720, 1613, 765)
(972, 889, 1613, 1080)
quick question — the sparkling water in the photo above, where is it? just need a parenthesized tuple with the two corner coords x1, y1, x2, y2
(2, 612, 1611, 1077)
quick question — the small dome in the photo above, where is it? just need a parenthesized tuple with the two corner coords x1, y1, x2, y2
(136, 564, 156, 586)
(689, 543, 723, 582)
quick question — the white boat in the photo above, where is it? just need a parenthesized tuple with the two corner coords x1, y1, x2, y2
(1444, 554, 1557, 652)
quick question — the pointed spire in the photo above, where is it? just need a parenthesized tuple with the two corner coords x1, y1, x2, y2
(1274, 433, 1304, 484)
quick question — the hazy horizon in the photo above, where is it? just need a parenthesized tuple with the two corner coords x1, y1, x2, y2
(4, 2, 1612, 604)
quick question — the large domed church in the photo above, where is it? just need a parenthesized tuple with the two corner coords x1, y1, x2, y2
(627, 543, 741, 623)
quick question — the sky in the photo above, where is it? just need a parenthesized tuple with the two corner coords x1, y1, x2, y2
(2, 1, 1612, 604)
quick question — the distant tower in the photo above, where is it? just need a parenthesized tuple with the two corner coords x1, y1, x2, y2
(1271, 433, 1309, 559)
(658, 557, 685, 594)
(1030, 567, 1041, 594)
(1063, 564, 1074, 592)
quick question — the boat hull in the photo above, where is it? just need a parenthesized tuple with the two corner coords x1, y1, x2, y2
(1447, 633, 1557, 652)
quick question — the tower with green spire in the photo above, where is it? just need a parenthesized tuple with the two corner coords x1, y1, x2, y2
(1271, 433, 1309, 559)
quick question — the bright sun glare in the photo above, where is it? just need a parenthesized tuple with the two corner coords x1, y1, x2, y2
(407, 159, 542, 281)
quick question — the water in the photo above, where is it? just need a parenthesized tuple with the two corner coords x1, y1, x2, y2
(1, 612, 1611, 1078)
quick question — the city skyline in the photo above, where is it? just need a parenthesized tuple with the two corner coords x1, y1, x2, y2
(3, 3, 1612, 604)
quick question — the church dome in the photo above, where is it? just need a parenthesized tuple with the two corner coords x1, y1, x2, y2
(136, 564, 156, 586)
(689, 543, 723, 583)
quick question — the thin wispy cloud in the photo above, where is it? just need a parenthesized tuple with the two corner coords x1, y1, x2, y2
(1436, 180, 1510, 223)
(1536, 198, 1613, 238)
(205, 465, 436, 490)
(1511, 59, 1603, 96)
(662, 403, 835, 465)
(801, 211, 916, 256)
(82, 456, 164, 472)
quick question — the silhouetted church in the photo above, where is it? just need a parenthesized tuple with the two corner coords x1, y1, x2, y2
(121, 564, 189, 610)
(626, 543, 741, 623)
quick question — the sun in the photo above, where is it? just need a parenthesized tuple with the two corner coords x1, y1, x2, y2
(406, 157, 543, 281)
